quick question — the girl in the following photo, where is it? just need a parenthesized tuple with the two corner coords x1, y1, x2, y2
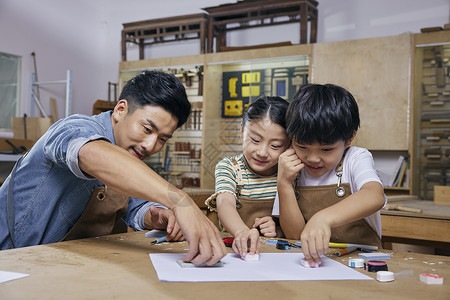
(205, 96, 289, 258)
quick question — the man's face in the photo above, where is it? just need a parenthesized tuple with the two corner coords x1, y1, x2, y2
(112, 100, 178, 160)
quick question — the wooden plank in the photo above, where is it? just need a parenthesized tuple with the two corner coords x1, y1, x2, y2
(219, 42, 293, 52)
(415, 31, 450, 46)
(434, 186, 450, 205)
(381, 215, 450, 243)
(0, 138, 35, 153)
(313, 34, 411, 150)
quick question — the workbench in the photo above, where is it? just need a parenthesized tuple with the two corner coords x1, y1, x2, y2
(0, 231, 448, 299)
(381, 200, 450, 249)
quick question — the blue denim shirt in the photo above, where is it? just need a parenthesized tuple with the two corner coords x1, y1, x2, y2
(0, 111, 165, 250)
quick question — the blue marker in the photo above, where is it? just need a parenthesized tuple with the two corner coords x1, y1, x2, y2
(151, 236, 167, 244)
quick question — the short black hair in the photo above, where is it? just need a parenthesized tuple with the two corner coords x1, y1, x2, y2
(119, 70, 191, 128)
(287, 83, 360, 145)
(243, 96, 289, 129)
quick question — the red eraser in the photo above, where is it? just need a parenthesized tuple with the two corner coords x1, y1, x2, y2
(420, 273, 443, 285)
(223, 237, 234, 247)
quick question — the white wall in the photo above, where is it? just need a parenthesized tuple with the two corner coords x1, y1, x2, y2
(0, 0, 449, 117)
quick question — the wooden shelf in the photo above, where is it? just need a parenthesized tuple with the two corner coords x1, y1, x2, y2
(384, 187, 410, 196)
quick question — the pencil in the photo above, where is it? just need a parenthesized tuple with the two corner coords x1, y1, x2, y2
(329, 242, 378, 251)
(151, 236, 167, 244)
(334, 246, 357, 256)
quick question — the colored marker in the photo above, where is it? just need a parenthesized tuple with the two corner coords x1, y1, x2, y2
(334, 246, 357, 257)
(358, 247, 373, 253)
(288, 241, 302, 249)
(329, 242, 378, 251)
(151, 236, 167, 244)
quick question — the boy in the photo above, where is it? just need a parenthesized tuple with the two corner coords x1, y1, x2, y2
(0, 70, 226, 265)
(274, 83, 386, 266)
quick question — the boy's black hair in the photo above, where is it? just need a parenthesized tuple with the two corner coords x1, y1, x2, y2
(243, 96, 289, 129)
(286, 83, 360, 145)
(119, 70, 191, 128)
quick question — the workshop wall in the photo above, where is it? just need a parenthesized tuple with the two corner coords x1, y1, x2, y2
(0, 0, 448, 117)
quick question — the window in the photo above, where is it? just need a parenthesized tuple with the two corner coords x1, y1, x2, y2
(0, 52, 21, 130)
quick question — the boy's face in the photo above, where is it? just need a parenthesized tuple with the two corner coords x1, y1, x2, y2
(291, 139, 352, 178)
(112, 100, 178, 160)
(241, 117, 289, 176)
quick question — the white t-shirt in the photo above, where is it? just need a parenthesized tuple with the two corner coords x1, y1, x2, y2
(272, 146, 386, 237)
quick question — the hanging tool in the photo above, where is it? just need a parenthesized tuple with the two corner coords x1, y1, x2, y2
(23, 113, 27, 140)
(31, 52, 42, 116)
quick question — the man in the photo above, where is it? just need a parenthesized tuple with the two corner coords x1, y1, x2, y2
(0, 70, 226, 265)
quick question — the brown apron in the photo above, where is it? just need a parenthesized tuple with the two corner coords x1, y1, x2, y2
(236, 197, 275, 229)
(295, 152, 382, 248)
(62, 186, 129, 241)
(233, 157, 275, 230)
(206, 158, 276, 232)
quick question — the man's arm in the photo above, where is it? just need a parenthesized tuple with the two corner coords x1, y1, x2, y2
(79, 140, 226, 264)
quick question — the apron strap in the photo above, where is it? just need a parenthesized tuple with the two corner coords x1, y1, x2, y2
(335, 147, 350, 197)
(7, 156, 24, 249)
(231, 158, 244, 196)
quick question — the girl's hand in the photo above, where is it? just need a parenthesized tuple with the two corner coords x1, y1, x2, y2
(300, 213, 331, 266)
(278, 148, 304, 184)
(232, 228, 260, 257)
(253, 216, 276, 237)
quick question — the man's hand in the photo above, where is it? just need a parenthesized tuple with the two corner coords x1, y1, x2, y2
(253, 216, 276, 237)
(144, 206, 184, 241)
(171, 193, 227, 266)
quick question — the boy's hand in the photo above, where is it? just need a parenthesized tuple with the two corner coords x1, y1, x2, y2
(232, 228, 260, 257)
(278, 148, 304, 184)
(253, 216, 276, 237)
(300, 213, 331, 266)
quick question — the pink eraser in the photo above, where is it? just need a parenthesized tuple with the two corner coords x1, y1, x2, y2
(420, 273, 443, 284)
(243, 253, 260, 262)
(300, 257, 320, 268)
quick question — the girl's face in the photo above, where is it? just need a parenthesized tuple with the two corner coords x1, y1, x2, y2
(241, 116, 289, 176)
(291, 138, 353, 178)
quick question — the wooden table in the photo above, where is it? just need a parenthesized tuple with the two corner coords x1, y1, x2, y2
(1, 231, 449, 299)
(381, 200, 450, 248)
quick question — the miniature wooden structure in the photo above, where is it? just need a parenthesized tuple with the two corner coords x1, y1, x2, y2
(120, 0, 318, 60)
(203, 0, 318, 52)
(121, 13, 208, 61)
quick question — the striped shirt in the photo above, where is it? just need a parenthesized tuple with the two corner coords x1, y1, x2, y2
(205, 154, 278, 211)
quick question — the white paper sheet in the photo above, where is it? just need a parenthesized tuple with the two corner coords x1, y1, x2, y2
(0, 270, 29, 284)
(149, 253, 373, 282)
